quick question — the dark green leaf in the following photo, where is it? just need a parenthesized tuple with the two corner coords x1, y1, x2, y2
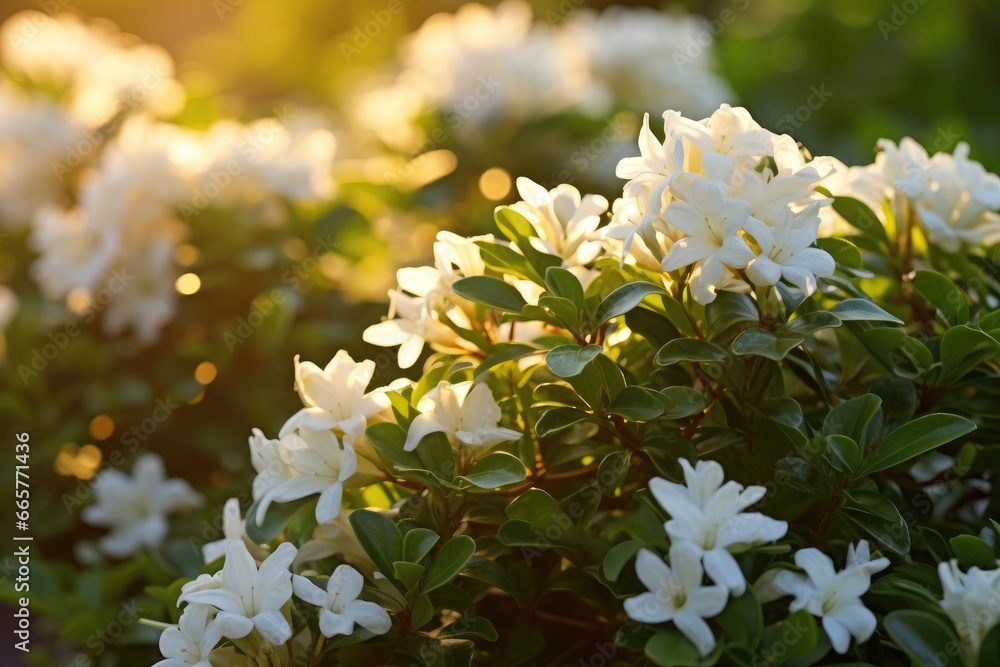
(463, 452, 528, 489)
(595, 282, 667, 327)
(860, 413, 976, 475)
(655, 339, 729, 366)
(452, 276, 527, 313)
(423, 536, 476, 593)
(884, 610, 962, 667)
(829, 298, 903, 324)
(545, 345, 602, 377)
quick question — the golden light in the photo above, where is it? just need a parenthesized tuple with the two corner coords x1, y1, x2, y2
(66, 288, 93, 314)
(187, 390, 205, 405)
(88, 415, 115, 441)
(194, 361, 218, 384)
(283, 237, 308, 260)
(175, 273, 202, 295)
(54, 443, 102, 480)
(174, 244, 199, 267)
(479, 167, 512, 201)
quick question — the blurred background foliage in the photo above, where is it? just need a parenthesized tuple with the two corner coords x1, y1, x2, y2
(0, 0, 998, 665)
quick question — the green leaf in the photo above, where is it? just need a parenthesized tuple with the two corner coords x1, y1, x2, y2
(827, 435, 861, 472)
(596, 451, 631, 496)
(545, 345, 602, 378)
(393, 561, 425, 590)
(607, 386, 668, 421)
(936, 325, 1000, 386)
(816, 236, 863, 269)
(644, 629, 701, 667)
(595, 282, 666, 327)
(245, 496, 312, 542)
(655, 339, 729, 366)
(715, 589, 762, 649)
(757, 610, 819, 667)
(544, 266, 585, 308)
(440, 616, 499, 642)
(841, 490, 910, 555)
(884, 610, 962, 667)
(659, 387, 710, 420)
(452, 276, 527, 313)
(859, 413, 976, 475)
(833, 196, 889, 246)
(913, 270, 969, 326)
(732, 327, 804, 361)
(423, 536, 476, 593)
(474, 343, 539, 379)
(459, 556, 524, 605)
(823, 394, 883, 448)
(494, 207, 562, 275)
(462, 452, 528, 489)
(349, 510, 404, 590)
(602, 540, 642, 582)
(410, 593, 435, 630)
(950, 534, 995, 569)
(829, 298, 903, 324)
(535, 406, 592, 437)
(784, 310, 843, 335)
(475, 240, 544, 284)
(981, 625, 1000, 667)
(402, 528, 440, 564)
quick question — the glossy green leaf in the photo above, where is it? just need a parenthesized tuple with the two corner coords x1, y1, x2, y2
(595, 282, 666, 327)
(545, 345, 602, 377)
(860, 413, 976, 475)
(884, 610, 962, 667)
(423, 536, 477, 593)
(655, 339, 729, 366)
(463, 452, 528, 489)
(452, 276, 527, 313)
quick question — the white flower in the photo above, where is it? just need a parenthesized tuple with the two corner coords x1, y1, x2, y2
(563, 7, 734, 118)
(510, 177, 608, 267)
(180, 541, 298, 646)
(624, 543, 729, 657)
(254, 429, 357, 526)
(81, 454, 202, 558)
(660, 177, 758, 304)
(770, 540, 889, 654)
(292, 565, 392, 637)
(249, 428, 295, 505)
(937, 560, 1000, 665)
(278, 351, 389, 442)
(404, 380, 521, 452)
(153, 604, 222, 667)
(649, 459, 787, 595)
(294, 510, 375, 574)
(202, 498, 245, 565)
(745, 204, 836, 296)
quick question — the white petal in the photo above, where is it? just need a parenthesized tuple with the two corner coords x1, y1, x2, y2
(342, 600, 392, 635)
(292, 575, 328, 606)
(703, 548, 747, 595)
(253, 610, 291, 645)
(316, 483, 344, 524)
(623, 592, 675, 624)
(215, 612, 254, 639)
(822, 615, 852, 654)
(319, 609, 355, 637)
(674, 611, 718, 657)
(403, 412, 446, 452)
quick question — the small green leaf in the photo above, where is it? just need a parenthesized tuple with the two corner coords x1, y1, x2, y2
(936, 325, 1000, 386)
(644, 629, 701, 667)
(732, 327, 804, 361)
(403, 528, 440, 564)
(423, 536, 477, 593)
(607, 386, 668, 421)
(535, 406, 592, 437)
(595, 282, 666, 326)
(440, 616, 499, 642)
(655, 339, 729, 366)
(452, 276, 527, 313)
(884, 610, 962, 667)
(349, 510, 404, 590)
(913, 270, 969, 326)
(950, 534, 995, 569)
(545, 345, 602, 378)
(659, 387, 710, 420)
(829, 298, 903, 324)
(823, 393, 882, 448)
(841, 490, 910, 555)
(828, 434, 861, 472)
(602, 540, 642, 582)
(410, 593, 436, 630)
(833, 196, 889, 245)
(544, 266, 585, 308)
(596, 451, 631, 496)
(393, 561, 425, 590)
(816, 236, 863, 269)
(462, 452, 528, 489)
(860, 413, 976, 475)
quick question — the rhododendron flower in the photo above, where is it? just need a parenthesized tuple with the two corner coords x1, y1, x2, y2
(624, 543, 728, 656)
(403, 380, 521, 452)
(180, 541, 297, 646)
(82, 454, 202, 558)
(649, 458, 787, 595)
(292, 565, 392, 637)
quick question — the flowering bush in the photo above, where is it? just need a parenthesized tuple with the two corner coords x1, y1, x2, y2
(135, 104, 1000, 666)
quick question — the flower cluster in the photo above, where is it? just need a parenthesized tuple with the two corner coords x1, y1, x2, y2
(833, 137, 1000, 253)
(607, 104, 838, 304)
(351, 1, 732, 147)
(0, 11, 337, 341)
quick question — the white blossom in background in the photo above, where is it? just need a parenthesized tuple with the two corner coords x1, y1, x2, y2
(649, 458, 787, 595)
(624, 543, 729, 657)
(294, 509, 375, 574)
(563, 7, 734, 118)
(396, 1, 589, 128)
(180, 541, 298, 646)
(153, 604, 223, 667)
(82, 454, 202, 558)
(765, 540, 889, 654)
(937, 559, 1000, 665)
(202, 498, 245, 564)
(0, 285, 18, 332)
(292, 565, 392, 637)
(830, 138, 1000, 252)
(0, 85, 83, 229)
(0, 11, 183, 126)
(403, 380, 521, 452)
(608, 105, 838, 304)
